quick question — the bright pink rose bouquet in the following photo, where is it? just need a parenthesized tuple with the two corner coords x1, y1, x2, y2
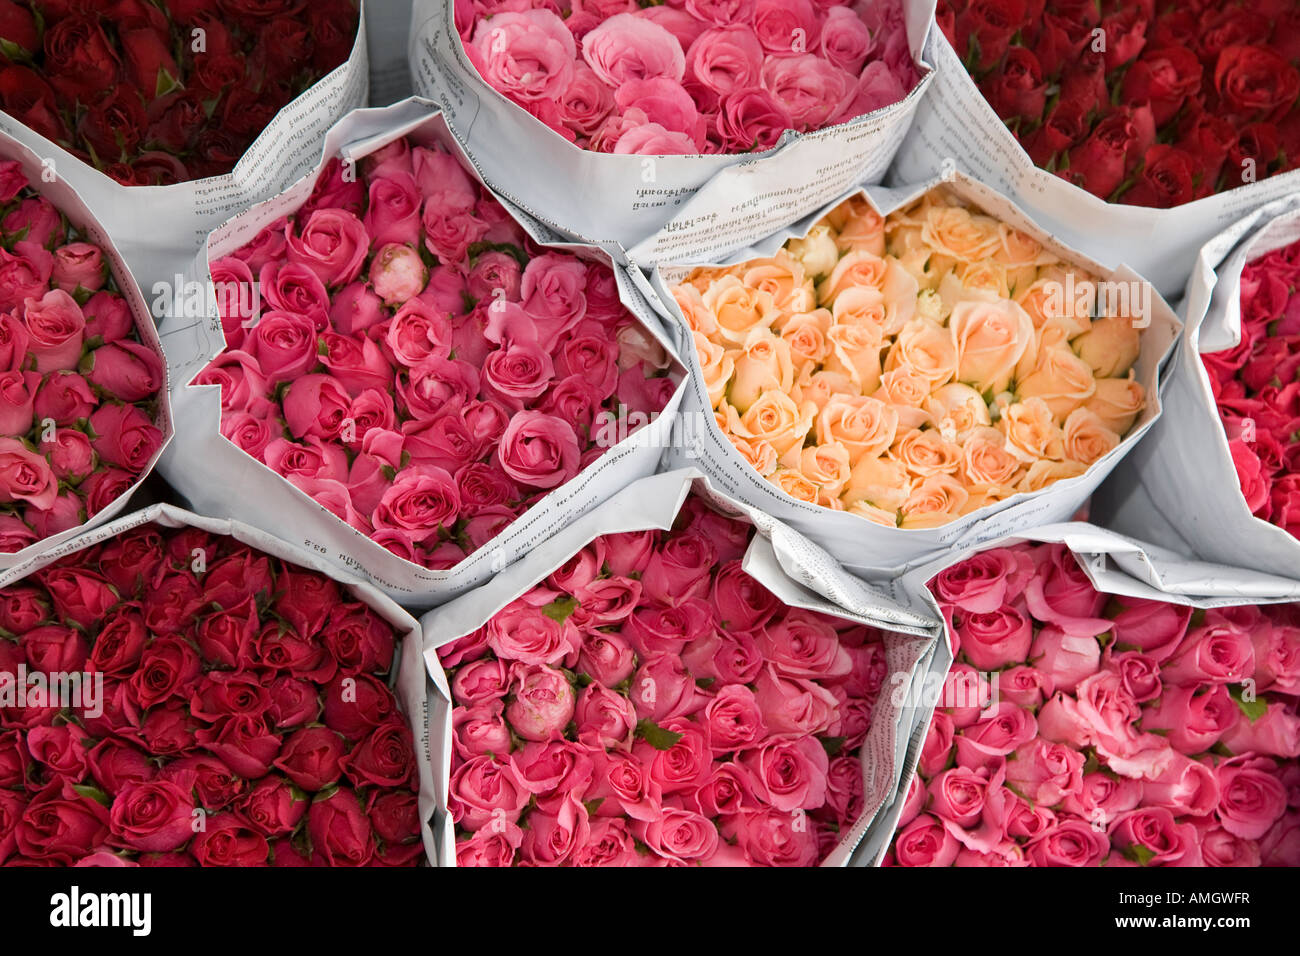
(887, 540, 1300, 866)
(1202, 237, 1300, 541)
(0, 160, 165, 555)
(438, 492, 889, 866)
(0, 518, 425, 867)
(192, 134, 678, 572)
(455, 0, 923, 154)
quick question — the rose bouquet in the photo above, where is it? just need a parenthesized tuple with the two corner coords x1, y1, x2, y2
(454, 0, 922, 155)
(938, 0, 1300, 207)
(171, 116, 682, 600)
(887, 540, 1300, 866)
(438, 493, 890, 866)
(665, 182, 1164, 547)
(0, 506, 436, 867)
(0, 156, 167, 559)
(0, 0, 361, 186)
(1203, 236, 1300, 541)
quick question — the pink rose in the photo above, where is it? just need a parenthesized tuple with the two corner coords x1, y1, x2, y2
(574, 682, 637, 750)
(740, 734, 828, 811)
(285, 208, 369, 288)
(919, 711, 955, 778)
(1162, 622, 1256, 685)
(0, 241, 53, 313)
(1141, 682, 1239, 754)
(505, 664, 575, 742)
(702, 683, 766, 752)
(614, 77, 704, 146)
(1219, 699, 1300, 759)
(583, 14, 685, 89)
(761, 54, 853, 131)
(22, 289, 85, 373)
(247, 310, 319, 384)
(448, 754, 529, 831)
(630, 653, 708, 722)
(483, 341, 556, 405)
(496, 410, 580, 490)
(687, 25, 764, 97)
(370, 465, 461, 546)
(819, 6, 875, 74)
(283, 374, 350, 441)
(1059, 771, 1144, 821)
(1143, 753, 1220, 817)
(0, 436, 58, 511)
(640, 531, 717, 606)
(0, 312, 30, 372)
(710, 560, 780, 633)
(931, 546, 1033, 614)
(508, 740, 594, 796)
(635, 807, 719, 864)
(329, 281, 385, 337)
(0, 369, 36, 435)
(1030, 625, 1101, 695)
(486, 599, 581, 667)
(998, 665, 1046, 709)
(713, 88, 791, 151)
(758, 609, 852, 679)
(1109, 807, 1195, 865)
(1215, 756, 1288, 840)
(85, 341, 164, 403)
(1005, 737, 1084, 805)
(1107, 649, 1163, 702)
(519, 793, 590, 866)
(892, 813, 959, 867)
(470, 10, 576, 102)
(51, 242, 106, 294)
(576, 632, 636, 686)
(1108, 596, 1192, 662)
(1023, 544, 1111, 636)
(956, 603, 1033, 671)
(752, 0, 820, 54)
(369, 243, 428, 307)
(364, 172, 422, 248)
(955, 701, 1037, 760)
(453, 703, 513, 760)
(1025, 819, 1108, 866)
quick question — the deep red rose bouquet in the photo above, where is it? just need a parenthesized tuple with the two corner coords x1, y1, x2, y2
(192, 133, 679, 573)
(0, 159, 165, 554)
(938, 0, 1300, 206)
(0, 0, 360, 185)
(439, 492, 890, 867)
(887, 541, 1300, 866)
(0, 516, 425, 866)
(1201, 235, 1300, 540)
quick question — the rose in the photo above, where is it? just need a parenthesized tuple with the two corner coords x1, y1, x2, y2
(0, 438, 58, 512)
(369, 243, 427, 307)
(636, 808, 719, 864)
(370, 466, 461, 547)
(892, 813, 959, 867)
(88, 403, 162, 473)
(307, 788, 374, 866)
(631, 653, 707, 722)
(470, 10, 576, 102)
(342, 719, 415, 789)
(107, 781, 195, 853)
(485, 599, 580, 667)
(449, 754, 528, 831)
(1214, 45, 1300, 121)
(582, 14, 685, 88)
(701, 684, 766, 752)
(285, 208, 369, 288)
(955, 603, 1033, 671)
(1005, 738, 1084, 806)
(239, 777, 308, 838)
(576, 633, 636, 687)
(85, 342, 164, 403)
(1142, 682, 1239, 754)
(505, 664, 575, 742)
(22, 289, 85, 373)
(1162, 623, 1255, 685)
(195, 715, 281, 779)
(950, 298, 1035, 393)
(739, 735, 828, 811)
(271, 726, 344, 791)
(574, 683, 637, 750)
(496, 411, 581, 490)
(15, 780, 110, 865)
(1110, 807, 1194, 866)
(1215, 757, 1288, 840)
(687, 25, 765, 96)
(189, 815, 269, 866)
(1024, 820, 1108, 867)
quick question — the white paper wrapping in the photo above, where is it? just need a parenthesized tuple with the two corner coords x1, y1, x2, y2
(1094, 195, 1300, 596)
(642, 169, 1181, 580)
(0, 129, 173, 571)
(154, 99, 688, 609)
(890, 28, 1300, 298)
(420, 467, 946, 867)
(407, 0, 936, 266)
(0, 501, 448, 867)
(0, 6, 371, 297)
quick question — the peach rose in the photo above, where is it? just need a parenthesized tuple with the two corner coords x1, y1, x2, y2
(673, 283, 717, 336)
(922, 204, 1002, 262)
(998, 397, 1065, 463)
(785, 224, 840, 278)
(900, 474, 970, 529)
(842, 454, 910, 513)
(885, 317, 957, 390)
(817, 250, 888, 303)
(1019, 458, 1087, 493)
(890, 427, 962, 478)
(881, 259, 920, 335)
(846, 500, 899, 527)
(924, 383, 992, 445)
(1072, 314, 1141, 378)
(994, 223, 1051, 269)
(772, 467, 820, 504)
(1015, 275, 1092, 340)
(874, 365, 933, 430)
(1062, 407, 1121, 466)
(728, 331, 795, 414)
(1083, 376, 1145, 435)
(960, 426, 1025, 488)
(816, 394, 898, 465)
(694, 332, 734, 409)
(780, 309, 832, 375)
(961, 482, 1020, 515)
(829, 196, 885, 256)
(742, 251, 813, 314)
(727, 391, 815, 456)
(831, 286, 887, 331)
(730, 434, 779, 477)
(790, 368, 854, 414)
(702, 274, 778, 345)
(824, 321, 884, 394)
(1016, 344, 1097, 423)
(950, 297, 1036, 393)
(799, 442, 852, 497)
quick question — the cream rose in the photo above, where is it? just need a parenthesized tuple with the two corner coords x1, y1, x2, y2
(874, 365, 933, 430)
(829, 197, 886, 256)
(1016, 343, 1097, 423)
(799, 442, 852, 498)
(842, 454, 910, 513)
(924, 383, 992, 445)
(1073, 314, 1142, 378)
(1062, 407, 1121, 466)
(831, 286, 887, 332)
(1015, 275, 1092, 341)
(673, 283, 717, 337)
(702, 274, 778, 346)
(815, 394, 898, 465)
(890, 427, 962, 478)
(785, 224, 840, 278)
(959, 425, 1025, 490)
(900, 474, 970, 529)
(791, 368, 856, 413)
(961, 483, 1020, 516)
(885, 317, 958, 390)
(1018, 458, 1087, 493)
(1083, 376, 1145, 435)
(846, 499, 899, 527)
(922, 204, 1003, 262)
(727, 391, 815, 457)
(728, 331, 795, 414)
(824, 321, 884, 394)
(730, 434, 779, 477)
(998, 397, 1066, 463)
(694, 332, 734, 410)
(817, 249, 888, 304)
(771, 468, 820, 504)
(742, 251, 814, 314)
(950, 297, 1036, 394)
(779, 309, 832, 376)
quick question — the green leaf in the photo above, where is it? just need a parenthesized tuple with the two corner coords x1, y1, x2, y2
(0, 38, 31, 63)
(467, 240, 529, 270)
(155, 67, 182, 98)
(1228, 684, 1269, 724)
(541, 597, 578, 624)
(820, 736, 846, 758)
(635, 719, 682, 751)
(583, 797, 604, 815)
(1189, 608, 1207, 629)
(72, 784, 111, 807)
(1122, 843, 1156, 866)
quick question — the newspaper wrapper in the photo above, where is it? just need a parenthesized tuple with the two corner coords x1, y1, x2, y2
(860, 520, 1300, 858)
(407, 0, 935, 266)
(889, 28, 1300, 298)
(1093, 195, 1300, 596)
(155, 98, 687, 609)
(0, 502, 448, 866)
(0, 129, 173, 571)
(640, 169, 1180, 578)
(0, 7, 370, 297)
(420, 467, 946, 867)
(368, 0, 416, 105)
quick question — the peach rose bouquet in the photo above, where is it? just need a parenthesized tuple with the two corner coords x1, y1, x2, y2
(672, 187, 1147, 529)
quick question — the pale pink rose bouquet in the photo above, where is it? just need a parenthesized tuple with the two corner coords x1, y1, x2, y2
(887, 541, 1300, 867)
(438, 492, 889, 866)
(0, 160, 166, 554)
(455, 0, 922, 155)
(673, 187, 1148, 528)
(191, 134, 678, 572)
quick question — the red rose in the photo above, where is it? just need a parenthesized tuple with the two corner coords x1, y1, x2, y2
(87, 605, 148, 676)
(189, 813, 269, 866)
(1097, 6, 1148, 71)
(323, 602, 396, 674)
(1227, 123, 1283, 189)
(202, 547, 274, 608)
(1175, 108, 1236, 196)
(108, 780, 195, 853)
(0, 585, 50, 633)
(307, 787, 375, 866)
(195, 715, 281, 779)
(1064, 105, 1154, 200)
(0, 1, 38, 54)
(145, 91, 207, 154)
(271, 725, 345, 792)
(0, 66, 66, 143)
(1024, 97, 1089, 166)
(367, 789, 420, 846)
(22, 623, 89, 673)
(1122, 47, 1204, 127)
(189, 671, 271, 721)
(118, 20, 179, 99)
(40, 567, 119, 629)
(15, 779, 111, 865)
(267, 675, 321, 729)
(42, 15, 121, 101)
(1121, 144, 1196, 208)
(954, 0, 1029, 72)
(272, 564, 341, 637)
(1214, 46, 1300, 122)
(340, 718, 415, 789)
(980, 47, 1047, 123)
(236, 776, 308, 837)
(161, 755, 245, 811)
(128, 634, 201, 707)
(87, 738, 152, 796)
(139, 700, 200, 757)
(322, 672, 396, 740)
(195, 599, 259, 670)
(308, 0, 360, 73)
(89, 402, 163, 472)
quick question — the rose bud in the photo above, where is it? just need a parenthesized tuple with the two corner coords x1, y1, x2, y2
(237, 776, 308, 838)
(307, 787, 375, 866)
(2, 198, 62, 250)
(89, 402, 163, 472)
(108, 780, 196, 853)
(328, 280, 386, 336)
(84, 341, 164, 402)
(190, 814, 269, 867)
(81, 291, 135, 345)
(506, 664, 576, 742)
(39, 427, 96, 483)
(81, 467, 135, 518)
(369, 242, 429, 307)
(51, 242, 106, 294)
(271, 726, 346, 792)
(22, 289, 85, 373)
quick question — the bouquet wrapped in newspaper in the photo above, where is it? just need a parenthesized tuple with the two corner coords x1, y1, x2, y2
(1096, 194, 1300, 594)
(885, 536, 1300, 867)
(0, 131, 171, 569)
(420, 468, 943, 866)
(890, 1, 1300, 296)
(0, 504, 446, 867)
(156, 99, 686, 608)
(647, 169, 1178, 576)
(408, 0, 934, 266)
(0, 0, 370, 291)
